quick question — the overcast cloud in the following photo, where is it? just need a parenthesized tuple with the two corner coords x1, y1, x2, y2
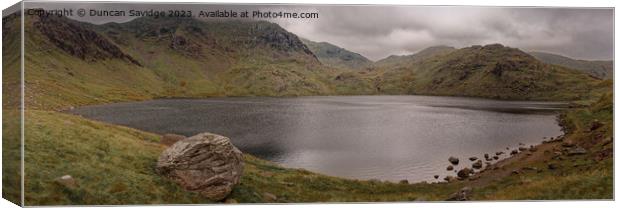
(22, 3, 614, 61)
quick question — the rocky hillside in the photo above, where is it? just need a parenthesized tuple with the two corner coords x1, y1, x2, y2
(2, 11, 611, 111)
(10, 14, 340, 110)
(339, 44, 608, 100)
(529, 51, 613, 80)
(301, 38, 373, 70)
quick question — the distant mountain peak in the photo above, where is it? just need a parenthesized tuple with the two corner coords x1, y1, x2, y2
(301, 38, 372, 70)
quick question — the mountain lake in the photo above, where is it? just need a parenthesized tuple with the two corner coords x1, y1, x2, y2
(69, 95, 566, 182)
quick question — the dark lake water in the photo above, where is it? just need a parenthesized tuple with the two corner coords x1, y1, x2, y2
(69, 95, 566, 182)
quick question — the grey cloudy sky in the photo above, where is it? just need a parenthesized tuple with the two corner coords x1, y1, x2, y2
(22, 3, 614, 61)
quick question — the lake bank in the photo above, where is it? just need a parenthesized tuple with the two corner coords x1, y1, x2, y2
(68, 95, 566, 182)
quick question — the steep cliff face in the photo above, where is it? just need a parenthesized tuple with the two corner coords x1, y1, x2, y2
(301, 38, 372, 70)
(33, 15, 141, 65)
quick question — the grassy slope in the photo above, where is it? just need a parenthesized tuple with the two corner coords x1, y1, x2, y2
(530, 51, 613, 80)
(7, 93, 612, 204)
(11, 110, 460, 205)
(475, 93, 613, 200)
(2, 14, 613, 205)
(366, 44, 608, 101)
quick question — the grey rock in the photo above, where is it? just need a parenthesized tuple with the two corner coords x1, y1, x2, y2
(434, 175, 439, 179)
(156, 132, 244, 201)
(447, 186, 472, 201)
(567, 146, 587, 156)
(469, 157, 478, 161)
(446, 165, 454, 171)
(55, 175, 78, 189)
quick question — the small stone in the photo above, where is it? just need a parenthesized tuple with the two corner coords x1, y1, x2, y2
(590, 119, 603, 131)
(510, 149, 519, 155)
(469, 157, 478, 161)
(434, 175, 439, 179)
(495, 151, 504, 156)
(447, 186, 472, 201)
(518, 147, 528, 151)
(472, 160, 483, 169)
(457, 168, 473, 179)
(444, 176, 457, 182)
(493, 155, 499, 160)
(55, 175, 78, 189)
(562, 141, 576, 147)
(448, 156, 459, 165)
(567, 146, 587, 156)
(484, 153, 489, 159)
(447, 165, 454, 171)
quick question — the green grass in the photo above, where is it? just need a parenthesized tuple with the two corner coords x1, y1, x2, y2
(12, 110, 465, 205)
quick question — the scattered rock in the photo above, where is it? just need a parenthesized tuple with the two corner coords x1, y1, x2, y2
(529, 146, 538, 152)
(447, 165, 454, 171)
(469, 157, 478, 161)
(484, 153, 489, 159)
(457, 168, 473, 179)
(472, 160, 483, 169)
(444, 176, 457, 182)
(447, 186, 472, 201)
(434, 175, 439, 179)
(548, 163, 558, 170)
(55, 175, 78, 189)
(495, 151, 504, 156)
(493, 156, 499, 160)
(399, 179, 409, 184)
(468, 175, 481, 181)
(567, 146, 587, 156)
(160, 133, 186, 146)
(156, 132, 244, 201)
(448, 156, 460, 165)
(562, 141, 575, 147)
(510, 149, 519, 155)
(262, 192, 278, 202)
(518, 147, 528, 151)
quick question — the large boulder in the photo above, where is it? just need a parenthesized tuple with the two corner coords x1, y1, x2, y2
(160, 133, 186, 146)
(156, 132, 244, 201)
